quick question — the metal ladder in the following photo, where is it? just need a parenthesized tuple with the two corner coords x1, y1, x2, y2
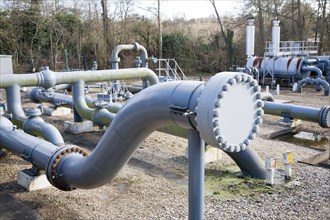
(155, 59, 187, 81)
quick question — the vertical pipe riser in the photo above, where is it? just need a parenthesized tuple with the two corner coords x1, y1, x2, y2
(188, 129, 205, 220)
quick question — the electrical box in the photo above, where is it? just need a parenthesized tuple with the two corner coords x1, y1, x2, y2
(0, 55, 13, 75)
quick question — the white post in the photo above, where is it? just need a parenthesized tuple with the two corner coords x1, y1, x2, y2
(246, 18, 255, 58)
(276, 84, 280, 95)
(272, 20, 281, 57)
(265, 158, 276, 185)
(266, 85, 270, 93)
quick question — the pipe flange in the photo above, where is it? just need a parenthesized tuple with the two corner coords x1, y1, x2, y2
(196, 72, 263, 152)
(28, 87, 43, 103)
(319, 105, 330, 128)
(46, 146, 89, 191)
(24, 107, 42, 117)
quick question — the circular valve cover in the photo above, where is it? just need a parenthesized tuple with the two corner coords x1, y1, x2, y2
(196, 72, 263, 152)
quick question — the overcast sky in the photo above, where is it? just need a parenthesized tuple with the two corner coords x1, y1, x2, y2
(136, 0, 243, 20)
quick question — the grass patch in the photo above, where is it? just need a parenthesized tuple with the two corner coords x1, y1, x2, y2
(205, 167, 284, 199)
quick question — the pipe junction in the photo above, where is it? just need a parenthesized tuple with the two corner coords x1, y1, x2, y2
(1, 72, 264, 190)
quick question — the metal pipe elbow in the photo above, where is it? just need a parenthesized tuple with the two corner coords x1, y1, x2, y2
(315, 78, 330, 96)
(91, 108, 115, 126)
(73, 80, 115, 126)
(23, 117, 64, 146)
(46, 72, 264, 190)
(133, 42, 148, 68)
(301, 66, 323, 79)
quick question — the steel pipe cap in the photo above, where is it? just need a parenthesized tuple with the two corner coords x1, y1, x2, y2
(196, 72, 263, 152)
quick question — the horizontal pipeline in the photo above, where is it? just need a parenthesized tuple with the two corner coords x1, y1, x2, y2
(0, 67, 159, 89)
(263, 101, 330, 128)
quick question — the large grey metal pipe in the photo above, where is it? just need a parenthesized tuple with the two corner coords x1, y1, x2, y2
(28, 85, 267, 179)
(5, 84, 64, 146)
(29, 88, 124, 114)
(263, 101, 330, 128)
(0, 116, 59, 170)
(29, 87, 75, 107)
(73, 80, 115, 126)
(0, 67, 159, 89)
(44, 73, 263, 190)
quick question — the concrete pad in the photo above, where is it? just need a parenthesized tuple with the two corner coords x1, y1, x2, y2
(185, 146, 223, 164)
(64, 120, 94, 134)
(45, 107, 71, 116)
(274, 99, 293, 104)
(204, 146, 223, 163)
(0, 193, 43, 220)
(17, 170, 52, 191)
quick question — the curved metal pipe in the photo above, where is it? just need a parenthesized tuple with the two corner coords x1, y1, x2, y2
(5, 84, 64, 146)
(297, 78, 329, 96)
(49, 81, 203, 189)
(110, 42, 149, 92)
(110, 42, 148, 69)
(226, 148, 266, 179)
(301, 65, 322, 79)
(0, 67, 159, 89)
(73, 80, 115, 126)
(28, 85, 267, 179)
(45, 73, 264, 190)
(303, 58, 318, 65)
(318, 58, 330, 82)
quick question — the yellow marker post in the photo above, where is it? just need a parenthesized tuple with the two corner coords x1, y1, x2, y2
(283, 152, 293, 178)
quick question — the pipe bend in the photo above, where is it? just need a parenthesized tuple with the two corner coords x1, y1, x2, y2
(297, 78, 329, 96)
(301, 66, 323, 79)
(49, 80, 203, 189)
(23, 117, 64, 146)
(297, 78, 307, 93)
(73, 80, 115, 126)
(46, 72, 264, 190)
(6, 84, 64, 145)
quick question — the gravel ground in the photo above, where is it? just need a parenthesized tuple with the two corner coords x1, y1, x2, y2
(0, 85, 329, 220)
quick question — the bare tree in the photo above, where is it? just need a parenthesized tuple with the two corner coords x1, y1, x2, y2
(101, 0, 111, 57)
(317, 0, 328, 54)
(209, 0, 233, 69)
